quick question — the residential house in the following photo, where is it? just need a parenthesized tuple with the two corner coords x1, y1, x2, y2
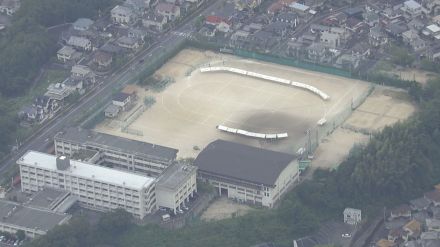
(426, 218, 440, 232)
(310, 24, 330, 34)
(413, 211, 430, 225)
(275, 12, 298, 27)
(33, 95, 58, 120)
(407, 18, 425, 31)
(422, 24, 440, 39)
(403, 220, 422, 240)
(336, 53, 361, 70)
(156, 3, 180, 21)
(369, 26, 389, 47)
(407, 35, 427, 51)
(298, 33, 319, 45)
(104, 104, 120, 118)
(428, 46, 440, 60)
(67, 36, 92, 51)
(421, 231, 440, 240)
(420, 231, 440, 247)
(320, 31, 339, 48)
(57, 46, 80, 63)
(111, 5, 135, 24)
(116, 36, 140, 50)
(267, 0, 296, 15)
(249, 30, 278, 50)
(401, 0, 423, 17)
(143, 13, 167, 31)
(112, 92, 132, 111)
(426, 0, 440, 15)
(73, 18, 94, 31)
(93, 51, 113, 68)
(344, 208, 362, 225)
(205, 15, 225, 26)
(426, 190, 440, 207)
(345, 17, 364, 33)
(264, 21, 289, 38)
(71, 65, 95, 84)
(363, 10, 380, 27)
(410, 197, 431, 211)
(306, 42, 328, 62)
(125, 0, 150, 14)
(322, 12, 347, 27)
(385, 22, 409, 38)
(230, 30, 250, 46)
(217, 21, 231, 33)
(45, 83, 74, 101)
(289, 2, 309, 15)
(343, 7, 364, 18)
(430, 206, 440, 219)
(63, 77, 84, 93)
(0, 0, 19, 16)
(352, 42, 371, 58)
(390, 204, 412, 219)
(200, 24, 216, 37)
(388, 227, 407, 243)
(128, 28, 147, 42)
(381, 8, 403, 25)
(18, 106, 40, 124)
(403, 29, 420, 43)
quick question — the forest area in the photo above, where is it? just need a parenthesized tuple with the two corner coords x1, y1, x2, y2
(26, 76, 440, 246)
(0, 0, 117, 156)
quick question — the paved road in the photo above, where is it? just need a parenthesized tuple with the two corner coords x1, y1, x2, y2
(1, 0, 223, 173)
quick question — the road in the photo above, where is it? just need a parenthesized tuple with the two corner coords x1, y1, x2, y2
(0, 0, 223, 174)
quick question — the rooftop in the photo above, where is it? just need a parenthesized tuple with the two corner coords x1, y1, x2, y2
(113, 92, 131, 102)
(156, 163, 197, 191)
(54, 128, 178, 162)
(73, 18, 94, 30)
(289, 2, 309, 11)
(70, 149, 99, 162)
(26, 187, 70, 211)
(404, 0, 421, 10)
(57, 46, 76, 56)
(426, 24, 440, 33)
(194, 139, 296, 186)
(18, 151, 155, 190)
(0, 199, 70, 232)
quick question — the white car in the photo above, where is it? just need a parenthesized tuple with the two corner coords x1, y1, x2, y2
(176, 209, 184, 214)
(342, 233, 351, 238)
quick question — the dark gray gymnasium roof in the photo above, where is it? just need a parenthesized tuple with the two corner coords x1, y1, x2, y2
(194, 140, 296, 186)
(55, 128, 178, 162)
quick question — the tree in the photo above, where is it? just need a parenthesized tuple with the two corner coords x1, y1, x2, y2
(16, 230, 25, 241)
(97, 209, 133, 236)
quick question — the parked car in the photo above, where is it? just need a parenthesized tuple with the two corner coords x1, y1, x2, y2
(342, 233, 351, 238)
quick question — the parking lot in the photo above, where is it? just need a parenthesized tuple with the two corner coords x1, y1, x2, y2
(295, 221, 357, 247)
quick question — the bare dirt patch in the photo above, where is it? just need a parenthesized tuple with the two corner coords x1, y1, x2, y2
(311, 86, 416, 169)
(95, 49, 371, 158)
(311, 128, 369, 169)
(344, 86, 416, 133)
(201, 197, 254, 221)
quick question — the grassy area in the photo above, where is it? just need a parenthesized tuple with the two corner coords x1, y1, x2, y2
(0, 68, 69, 186)
(9, 68, 69, 113)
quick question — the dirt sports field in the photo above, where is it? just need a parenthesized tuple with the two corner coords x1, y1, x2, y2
(95, 49, 372, 158)
(312, 86, 416, 169)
